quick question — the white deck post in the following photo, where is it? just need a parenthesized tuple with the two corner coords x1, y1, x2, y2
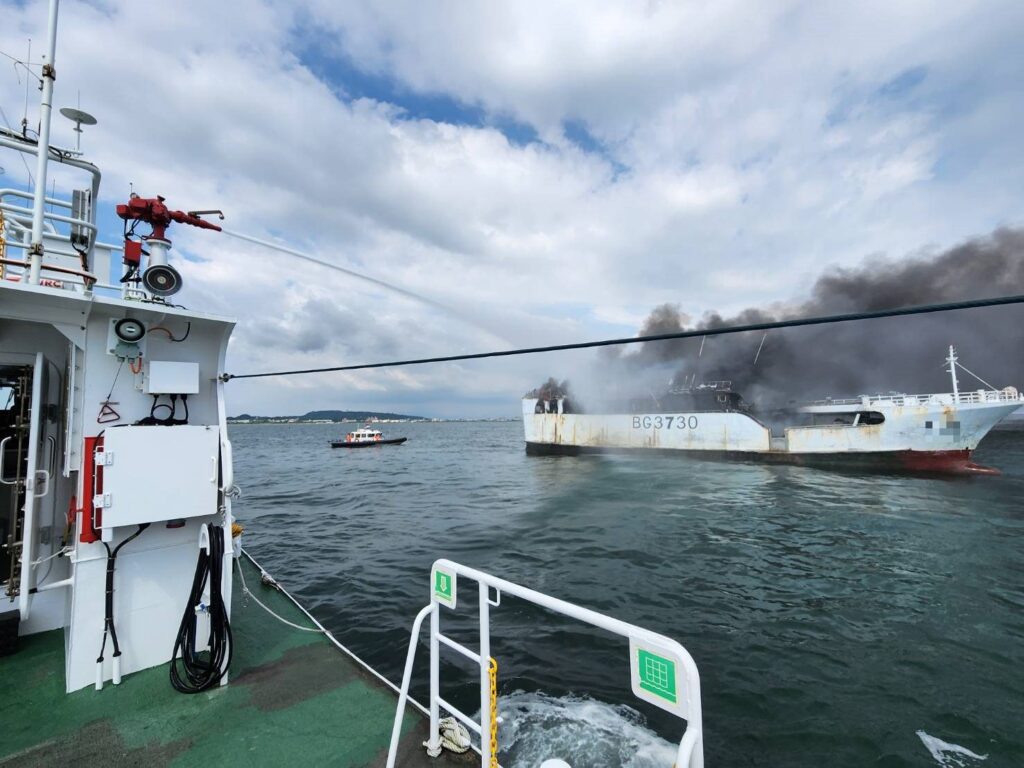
(28, 0, 61, 285)
(479, 581, 492, 767)
(427, 602, 441, 756)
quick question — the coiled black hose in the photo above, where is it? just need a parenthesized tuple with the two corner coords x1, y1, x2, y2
(169, 524, 233, 693)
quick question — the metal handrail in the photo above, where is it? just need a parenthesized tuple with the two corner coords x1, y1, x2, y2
(0, 436, 15, 485)
(0, 188, 73, 209)
(0, 201, 97, 233)
(0, 133, 103, 280)
(387, 559, 703, 768)
(805, 390, 1022, 407)
(0, 257, 97, 284)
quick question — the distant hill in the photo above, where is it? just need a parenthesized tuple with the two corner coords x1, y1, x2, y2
(304, 410, 427, 422)
(229, 409, 428, 423)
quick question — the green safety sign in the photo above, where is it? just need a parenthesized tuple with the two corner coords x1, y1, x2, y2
(637, 649, 677, 703)
(629, 638, 686, 716)
(432, 566, 456, 609)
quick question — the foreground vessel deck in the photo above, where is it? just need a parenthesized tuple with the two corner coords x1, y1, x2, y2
(0, 554, 468, 768)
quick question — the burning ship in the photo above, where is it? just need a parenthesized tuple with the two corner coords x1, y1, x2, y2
(522, 347, 1023, 475)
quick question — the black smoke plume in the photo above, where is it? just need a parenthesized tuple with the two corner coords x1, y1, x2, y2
(612, 228, 1024, 405)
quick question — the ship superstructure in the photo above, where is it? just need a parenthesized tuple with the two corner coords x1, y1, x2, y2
(1, 140, 237, 692)
(523, 348, 1023, 474)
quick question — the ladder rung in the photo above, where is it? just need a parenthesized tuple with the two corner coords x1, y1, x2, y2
(436, 632, 481, 664)
(436, 696, 482, 735)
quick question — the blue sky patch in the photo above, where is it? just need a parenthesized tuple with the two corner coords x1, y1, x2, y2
(293, 26, 539, 146)
(875, 66, 928, 100)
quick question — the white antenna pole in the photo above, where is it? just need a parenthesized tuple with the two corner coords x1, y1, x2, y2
(27, 0, 60, 285)
(947, 345, 960, 403)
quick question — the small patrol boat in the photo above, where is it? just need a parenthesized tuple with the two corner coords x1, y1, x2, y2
(331, 427, 408, 448)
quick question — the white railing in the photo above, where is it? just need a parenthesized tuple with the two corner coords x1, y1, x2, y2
(805, 390, 1021, 408)
(387, 559, 703, 768)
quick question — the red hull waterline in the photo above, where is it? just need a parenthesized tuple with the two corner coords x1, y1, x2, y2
(524, 443, 1000, 476)
(885, 449, 999, 476)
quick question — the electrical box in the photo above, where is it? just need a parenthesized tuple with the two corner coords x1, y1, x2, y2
(145, 361, 200, 394)
(70, 188, 93, 249)
(96, 425, 218, 534)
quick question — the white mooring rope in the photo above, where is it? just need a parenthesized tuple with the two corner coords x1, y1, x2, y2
(234, 556, 323, 633)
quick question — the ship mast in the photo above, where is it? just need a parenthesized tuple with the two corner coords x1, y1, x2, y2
(947, 345, 960, 403)
(27, 0, 60, 285)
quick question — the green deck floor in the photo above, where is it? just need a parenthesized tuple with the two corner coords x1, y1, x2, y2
(0, 554, 473, 767)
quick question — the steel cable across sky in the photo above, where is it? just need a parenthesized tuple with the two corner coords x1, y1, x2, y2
(222, 294, 1024, 381)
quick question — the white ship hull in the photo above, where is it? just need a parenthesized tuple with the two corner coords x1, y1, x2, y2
(522, 391, 1022, 474)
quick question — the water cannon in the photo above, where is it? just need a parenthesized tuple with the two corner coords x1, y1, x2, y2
(116, 195, 223, 241)
(116, 194, 223, 297)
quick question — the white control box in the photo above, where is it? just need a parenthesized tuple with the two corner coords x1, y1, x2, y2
(97, 425, 219, 532)
(145, 360, 200, 394)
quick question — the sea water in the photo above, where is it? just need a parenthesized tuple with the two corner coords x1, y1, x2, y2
(232, 421, 1023, 767)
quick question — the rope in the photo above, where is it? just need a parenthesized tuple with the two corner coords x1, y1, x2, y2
(234, 556, 322, 633)
(955, 361, 999, 392)
(31, 545, 71, 566)
(489, 657, 499, 767)
(429, 717, 472, 754)
(221, 294, 1024, 381)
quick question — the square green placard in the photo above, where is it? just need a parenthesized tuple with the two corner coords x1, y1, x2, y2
(629, 637, 686, 717)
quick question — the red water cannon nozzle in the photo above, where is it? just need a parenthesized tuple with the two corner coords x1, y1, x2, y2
(115, 195, 223, 241)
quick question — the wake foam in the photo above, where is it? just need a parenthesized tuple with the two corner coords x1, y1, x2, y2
(497, 691, 677, 768)
(916, 731, 988, 767)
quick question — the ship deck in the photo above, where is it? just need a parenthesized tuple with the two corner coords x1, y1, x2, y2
(0, 554, 471, 767)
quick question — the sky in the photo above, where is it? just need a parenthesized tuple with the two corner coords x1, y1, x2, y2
(1, 0, 1021, 417)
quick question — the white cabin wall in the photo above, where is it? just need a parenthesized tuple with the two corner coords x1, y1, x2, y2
(65, 302, 235, 692)
(786, 402, 1022, 453)
(78, 310, 228, 433)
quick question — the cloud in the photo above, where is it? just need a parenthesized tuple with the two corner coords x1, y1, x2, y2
(1, 0, 1021, 416)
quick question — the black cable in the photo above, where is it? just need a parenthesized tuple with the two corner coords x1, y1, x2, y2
(96, 524, 149, 671)
(119, 263, 139, 284)
(135, 394, 175, 426)
(166, 394, 189, 425)
(170, 524, 233, 693)
(146, 322, 191, 342)
(221, 293, 1024, 381)
(98, 360, 125, 424)
(104, 360, 124, 401)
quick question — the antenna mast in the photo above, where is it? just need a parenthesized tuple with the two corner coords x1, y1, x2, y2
(27, 0, 60, 285)
(947, 345, 960, 403)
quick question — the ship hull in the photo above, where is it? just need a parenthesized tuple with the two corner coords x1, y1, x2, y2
(525, 442, 998, 475)
(331, 437, 407, 448)
(522, 398, 1022, 475)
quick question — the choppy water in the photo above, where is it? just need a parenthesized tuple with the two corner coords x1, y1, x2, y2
(231, 421, 1024, 767)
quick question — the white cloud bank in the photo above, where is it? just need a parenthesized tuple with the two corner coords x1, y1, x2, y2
(1, 0, 1021, 416)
